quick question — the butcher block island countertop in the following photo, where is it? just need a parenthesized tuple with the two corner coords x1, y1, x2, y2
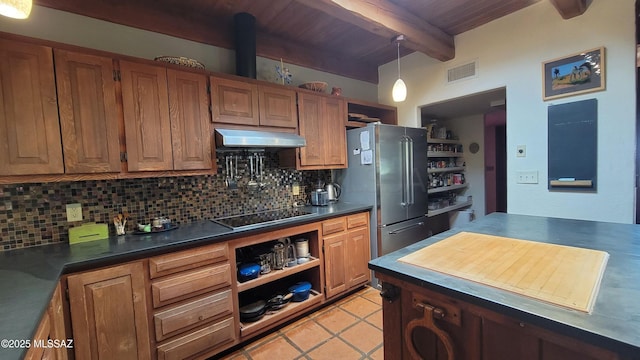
(369, 213, 640, 359)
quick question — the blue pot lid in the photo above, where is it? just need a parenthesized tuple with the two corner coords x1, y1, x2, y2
(239, 263, 260, 275)
(289, 281, 312, 293)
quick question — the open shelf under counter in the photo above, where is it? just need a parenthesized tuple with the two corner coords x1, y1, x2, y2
(427, 200, 473, 217)
(239, 290, 322, 338)
(237, 257, 320, 293)
(427, 138, 462, 144)
(428, 166, 465, 174)
(428, 151, 464, 157)
(428, 183, 468, 194)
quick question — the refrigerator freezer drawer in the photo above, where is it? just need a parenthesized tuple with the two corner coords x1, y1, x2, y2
(378, 216, 430, 256)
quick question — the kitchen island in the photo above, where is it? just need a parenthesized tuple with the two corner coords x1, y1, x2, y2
(0, 203, 371, 360)
(369, 213, 640, 360)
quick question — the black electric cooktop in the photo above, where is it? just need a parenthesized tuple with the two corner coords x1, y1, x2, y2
(211, 208, 313, 231)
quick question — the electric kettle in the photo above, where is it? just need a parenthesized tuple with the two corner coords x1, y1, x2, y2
(325, 183, 341, 202)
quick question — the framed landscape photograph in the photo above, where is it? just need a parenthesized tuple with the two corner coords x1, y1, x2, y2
(542, 47, 605, 101)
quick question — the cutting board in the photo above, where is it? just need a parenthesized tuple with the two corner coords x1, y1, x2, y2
(398, 232, 609, 313)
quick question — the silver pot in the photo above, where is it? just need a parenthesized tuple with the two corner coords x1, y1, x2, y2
(310, 190, 329, 206)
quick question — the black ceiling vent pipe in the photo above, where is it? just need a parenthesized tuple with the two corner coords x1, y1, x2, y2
(234, 12, 257, 79)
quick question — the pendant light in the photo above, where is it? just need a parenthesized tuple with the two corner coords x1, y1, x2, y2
(0, 0, 32, 19)
(392, 35, 407, 103)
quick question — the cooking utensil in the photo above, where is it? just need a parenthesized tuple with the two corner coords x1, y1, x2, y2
(257, 153, 265, 188)
(247, 154, 259, 192)
(310, 189, 329, 206)
(238, 263, 260, 282)
(258, 252, 273, 274)
(295, 238, 309, 262)
(226, 156, 237, 189)
(273, 242, 286, 270)
(325, 182, 341, 201)
(239, 299, 267, 322)
(281, 237, 297, 267)
(235, 155, 239, 181)
(266, 292, 293, 310)
(288, 281, 312, 302)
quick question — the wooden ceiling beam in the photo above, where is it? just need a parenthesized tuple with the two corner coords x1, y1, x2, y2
(34, 0, 378, 83)
(295, 0, 455, 62)
(548, 0, 588, 19)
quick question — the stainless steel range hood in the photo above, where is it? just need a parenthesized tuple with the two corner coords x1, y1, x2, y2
(215, 129, 306, 148)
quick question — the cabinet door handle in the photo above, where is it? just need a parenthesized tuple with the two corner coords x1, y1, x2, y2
(405, 302, 456, 360)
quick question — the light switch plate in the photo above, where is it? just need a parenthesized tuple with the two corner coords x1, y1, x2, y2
(516, 171, 538, 184)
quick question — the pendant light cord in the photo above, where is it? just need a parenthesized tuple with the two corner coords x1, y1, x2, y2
(397, 40, 401, 78)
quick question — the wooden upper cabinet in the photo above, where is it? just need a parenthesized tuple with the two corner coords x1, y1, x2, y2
(67, 261, 152, 360)
(258, 85, 297, 128)
(54, 49, 121, 174)
(297, 92, 324, 167)
(210, 76, 259, 126)
(297, 92, 347, 169)
(167, 69, 212, 170)
(0, 39, 63, 176)
(323, 97, 347, 167)
(120, 60, 173, 171)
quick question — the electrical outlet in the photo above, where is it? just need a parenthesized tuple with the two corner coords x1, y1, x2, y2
(66, 203, 83, 222)
(292, 182, 300, 196)
(516, 171, 538, 184)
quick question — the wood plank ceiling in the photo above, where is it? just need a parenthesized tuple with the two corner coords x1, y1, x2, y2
(34, 0, 588, 83)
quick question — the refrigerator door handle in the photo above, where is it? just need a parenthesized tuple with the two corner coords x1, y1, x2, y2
(401, 136, 410, 207)
(407, 136, 415, 205)
(388, 221, 425, 235)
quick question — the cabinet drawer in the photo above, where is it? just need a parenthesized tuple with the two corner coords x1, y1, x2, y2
(322, 217, 347, 235)
(152, 264, 231, 308)
(150, 243, 229, 279)
(154, 290, 233, 341)
(157, 317, 235, 360)
(347, 212, 369, 229)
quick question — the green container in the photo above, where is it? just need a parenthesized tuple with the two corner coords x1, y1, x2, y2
(69, 223, 109, 244)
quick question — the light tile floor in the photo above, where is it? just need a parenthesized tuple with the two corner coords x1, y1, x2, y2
(218, 286, 383, 360)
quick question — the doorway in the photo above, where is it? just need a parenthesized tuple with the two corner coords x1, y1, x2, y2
(484, 110, 507, 214)
(420, 87, 507, 221)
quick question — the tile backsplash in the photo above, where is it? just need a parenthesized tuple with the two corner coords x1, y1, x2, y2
(0, 153, 331, 251)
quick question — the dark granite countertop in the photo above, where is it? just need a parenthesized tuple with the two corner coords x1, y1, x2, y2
(368, 213, 640, 358)
(0, 203, 370, 360)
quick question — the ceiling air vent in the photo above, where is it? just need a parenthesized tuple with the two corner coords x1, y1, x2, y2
(447, 60, 478, 83)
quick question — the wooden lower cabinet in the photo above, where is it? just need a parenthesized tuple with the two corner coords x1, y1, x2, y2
(324, 231, 349, 298)
(67, 261, 152, 360)
(377, 273, 621, 360)
(41, 213, 373, 360)
(157, 317, 235, 360)
(149, 242, 229, 279)
(25, 283, 69, 360)
(153, 290, 233, 342)
(150, 243, 237, 359)
(323, 212, 371, 299)
(151, 263, 231, 308)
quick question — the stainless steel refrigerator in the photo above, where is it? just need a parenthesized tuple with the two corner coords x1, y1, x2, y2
(336, 124, 430, 282)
